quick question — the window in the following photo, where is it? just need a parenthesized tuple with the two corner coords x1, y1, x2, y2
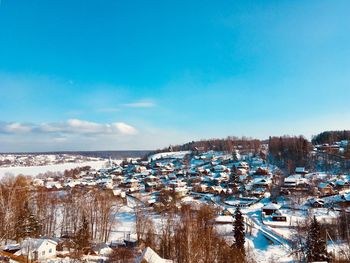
(49, 248, 52, 253)
(42, 251, 45, 256)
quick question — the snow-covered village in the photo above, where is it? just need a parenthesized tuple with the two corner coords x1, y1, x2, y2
(1, 134, 350, 262)
(1, 1, 350, 262)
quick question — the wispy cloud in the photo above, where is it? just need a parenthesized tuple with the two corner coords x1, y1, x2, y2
(1, 122, 33, 133)
(0, 119, 137, 136)
(122, 101, 156, 108)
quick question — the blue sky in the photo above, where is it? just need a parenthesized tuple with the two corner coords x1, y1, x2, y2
(0, 0, 350, 151)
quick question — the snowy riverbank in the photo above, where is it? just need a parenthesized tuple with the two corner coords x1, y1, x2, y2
(0, 160, 108, 177)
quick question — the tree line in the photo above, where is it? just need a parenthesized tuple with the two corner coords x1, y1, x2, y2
(268, 136, 311, 173)
(0, 175, 121, 254)
(127, 204, 247, 263)
(312, 130, 350, 145)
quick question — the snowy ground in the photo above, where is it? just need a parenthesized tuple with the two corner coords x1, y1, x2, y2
(148, 151, 191, 161)
(245, 229, 293, 263)
(110, 205, 137, 241)
(0, 160, 108, 177)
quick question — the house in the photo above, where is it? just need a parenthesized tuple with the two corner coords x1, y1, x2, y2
(45, 181, 63, 190)
(32, 178, 45, 187)
(335, 180, 350, 190)
(310, 198, 325, 208)
(295, 167, 308, 175)
(213, 165, 229, 173)
(136, 247, 173, 263)
(318, 183, 335, 195)
(193, 184, 208, 193)
(92, 243, 113, 256)
(341, 193, 350, 203)
(236, 162, 249, 170)
(215, 215, 234, 224)
(252, 178, 271, 189)
(250, 187, 266, 198)
(16, 238, 57, 261)
(283, 174, 308, 189)
(253, 167, 269, 176)
(236, 168, 248, 176)
(144, 181, 159, 192)
(262, 203, 281, 216)
(124, 178, 140, 192)
(208, 185, 224, 195)
(1, 243, 21, 254)
(172, 187, 188, 198)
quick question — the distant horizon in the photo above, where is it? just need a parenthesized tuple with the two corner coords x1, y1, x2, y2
(1, 0, 350, 152)
(1, 129, 349, 154)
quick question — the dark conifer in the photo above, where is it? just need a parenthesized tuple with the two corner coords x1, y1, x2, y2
(75, 214, 90, 250)
(306, 216, 329, 262)
(233, 207, 245, 260)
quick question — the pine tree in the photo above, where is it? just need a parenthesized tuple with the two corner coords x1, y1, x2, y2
(232, 150, 239, 162)
(75, 215, 90, 250)
(306, 216, 329, 262)
(233, 207, 245, 260)
(15, 202, 41, 240)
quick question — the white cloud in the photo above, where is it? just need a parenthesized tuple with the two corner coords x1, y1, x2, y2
(66, 119, 104, 133)
(123, 101, 156, 108)
(0, 119, 138, 136)
(0, 120, 193, 152)
(112, 122, 137, 135)
(1, 122, 32, 133)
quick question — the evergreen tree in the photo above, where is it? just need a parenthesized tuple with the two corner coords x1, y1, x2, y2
(232, 150, 240, 162)
(306, 216, 329, 262)
(231, 173, 240, 195)
(233, 207, 245, 260)
(15, 202, 41, 240)
(75, 215, 90, 250)
(24, 213, 41, 238)
(344, 143, 350, 159)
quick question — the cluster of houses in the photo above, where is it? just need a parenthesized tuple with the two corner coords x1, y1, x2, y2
(0, 153, 100, 168)
(282, 167, 350, 197)
(0, 237, 169, 263)
(2, 148, 350, 262)
(315, 140, 349, 155)
(32, 151, 274, 206)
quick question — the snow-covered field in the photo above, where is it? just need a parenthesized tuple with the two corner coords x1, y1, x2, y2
(0, 160, 108, 177)
(148, 151, 191, 161)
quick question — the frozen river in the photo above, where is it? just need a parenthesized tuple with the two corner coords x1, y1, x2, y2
(0, 160, 108, 177)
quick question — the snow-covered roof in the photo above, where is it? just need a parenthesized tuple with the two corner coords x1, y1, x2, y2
(319, 182, 332, 189)
(215, 215, 234, 224)
(213, 165, 227, 171)
(262, 203, 281, 210)
(92, 243, 113, 256)
(136, 247, 173, 263)
(20, 238, 57, 252)
(295, 167, 307, 173)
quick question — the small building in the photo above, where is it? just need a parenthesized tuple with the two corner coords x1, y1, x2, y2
(295, 167, 308, 175)
(193, 184, 208, 193)
(92, 243, 113, 256)
(16, 238, 57, 261)
(318, 183, 335, 195)
(208, 185, 224, 195)
(310, 199, 325, 208)
(215, 215, 234, 224)
(262, 203, 281, 216)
